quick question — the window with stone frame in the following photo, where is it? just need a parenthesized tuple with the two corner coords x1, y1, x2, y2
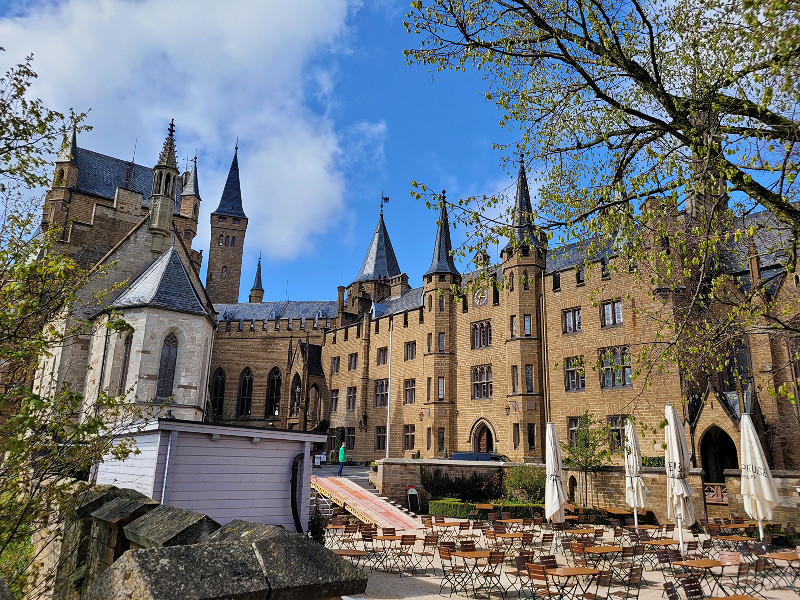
(600, 299, 623, 327)
(156, 333, 179, 400)
(471, 320, 492, 349)
(576, 264, 585, 285)
(567, 416, 581, 448)
(511, 365, 518, 394)
(346, 387, 356, 410)
(427, 427, 432, 450)
(118, 334, 133, 396)
(404, 425, 415, 450)
(608, 415, 627, 452)
(210, 367, 225, 419)
(404, 379, 416, 404)
(330, 356, 340, 374)
(524, 314, 531, 336)
(599, 346, 632, 388)
(427, 333, 432, 352)
(266, 368, 281, 418)
(330, 389, 339, 412)
(346, 427, 355, 450)
(439, 295, 445, 311)
(553, 271, 561, 291)
(438, 332, 445, 352)
(438, 377, 445, 401)
(471, 365, 493, 399)
(510, 315, 517, 337)
(375, 379, 389, 407)
(377, 347, 388, 366)
(525, 364, 534, 393)
(348, 352, 358, 371)
(563, 307, 582, 334)
(565, 356, 586, 391)
(513, 423, 520, 449)
(236, 367, 253, 417)
(438, 427, 446, 451)
(404, 341, 416, 361)
(375, 426, 386, 451)
(527, 423, 536, 451)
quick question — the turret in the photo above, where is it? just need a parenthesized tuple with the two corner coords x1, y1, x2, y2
(149, 120, 179, 256)
(206, 144, 248, 304)
(501, 156, 546, 261)
(179, 155, 201, 243)
(249, 255, 264, 303)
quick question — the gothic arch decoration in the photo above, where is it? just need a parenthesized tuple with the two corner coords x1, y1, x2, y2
(468, 418, 497, 453)
(237, 367, 253, 418)
(290, 373, 302, 417)
(156, 332, 178, 400)
(210, 367, 225, 419)
(310, 384, 321, 422)
(699, 425, 739, 484)
(266, 367, 281, 419)
(568, 475, 578, 503)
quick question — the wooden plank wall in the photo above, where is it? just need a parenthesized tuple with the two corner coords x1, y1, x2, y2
(95, 432, 160, 496)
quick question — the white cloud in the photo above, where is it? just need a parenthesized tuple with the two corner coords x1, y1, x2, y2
(0, 0, 358, 260)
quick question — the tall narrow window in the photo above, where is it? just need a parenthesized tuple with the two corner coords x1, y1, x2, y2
(218, 235, 224, 246)
(527, 423, 536, 451)
(427, 333, 432, 353)
(225, 235, 229, 246)
(565, 357, 586, 391)
(438, 427, 446, 451)
(404, 379, 416, 404)
(427, 427, 432, 450)
(553, 272, 561, 291)
(471, 365, 493, 399)
(346, 387, 356, 410)
(439, 295, 445, 312)
(523, 270, 529, 290)
(210, 368, 225, 418)
(511, 365, 518, 394)
(221, 266, 227, 279)
(438, 332, 445, 352)
(375, 379, 389, 407)
(330, 389, 339, 412)
(576, 264, 585, 285)
(438, 377, 445, 401)
(513, 423, 520, 449)
(156, 333, 178, 399)
(427, 377, 432, 402)
(266, 368, 281, 418)
(118, 334, 132, 395)
(404, 425, 416, 450)
(231, 236, 236, 247)
(510, 315, 517, 337)
(375, 426, 387, 451)
(525, 364, 534, 393)
(524, 315, 531, 336)
(237, 367, 253, 417)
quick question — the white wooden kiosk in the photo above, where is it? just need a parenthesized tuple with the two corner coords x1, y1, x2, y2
(94, 419, 327, 531)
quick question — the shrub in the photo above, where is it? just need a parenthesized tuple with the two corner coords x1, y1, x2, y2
(420, 466, 502, 502)
(504, 465, 546, 503)
(642, 456, 665, 468)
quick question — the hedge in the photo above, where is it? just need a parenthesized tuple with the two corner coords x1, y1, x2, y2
(427, 499, 657, 525)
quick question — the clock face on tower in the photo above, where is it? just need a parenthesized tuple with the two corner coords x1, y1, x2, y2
(473, 289, 488, 306)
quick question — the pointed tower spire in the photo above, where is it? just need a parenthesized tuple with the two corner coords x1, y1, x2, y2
(504, 154, 543, 252)
(354, 207, 401, 282)
(158, 119, 178, 168)
(182, 155, 200, 198)
(212, 145, 247, 218)
(58, 125, 78, 163)
(249, 255, 264, 303)
(424, 190, 459, 277)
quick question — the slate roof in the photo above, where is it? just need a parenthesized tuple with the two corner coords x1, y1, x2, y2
(354, 214, 401, 282)
(424, 202, 460, 277)
(111, 247, 209, 316)
(73, 147, 183, 214)
(211, 150, 247, 218)
(182, 157, 200, 198)
(214, 300, 338, 323)
(251, 257, 264, 292)
(372, 287, 425, 318)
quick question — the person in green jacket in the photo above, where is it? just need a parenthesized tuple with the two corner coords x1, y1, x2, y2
(338, 442, 346, 476)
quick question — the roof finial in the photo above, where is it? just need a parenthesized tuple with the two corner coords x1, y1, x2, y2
(235, 137, 239, 154)
(380, 191, 389, 216)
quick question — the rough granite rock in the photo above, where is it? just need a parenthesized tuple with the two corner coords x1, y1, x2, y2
(0, 578, 12, 600)
(83, 541, 270, 600)
(252, 535, 368, 600)
(124, 504, 220, 548)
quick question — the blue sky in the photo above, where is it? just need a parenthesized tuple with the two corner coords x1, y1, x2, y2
(0, 0, 522, 302)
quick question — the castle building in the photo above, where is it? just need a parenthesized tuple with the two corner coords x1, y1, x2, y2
(40, 125, 800, 495)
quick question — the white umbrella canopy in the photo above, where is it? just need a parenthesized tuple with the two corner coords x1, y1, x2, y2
(624, 418, 647, 528)
(740, 413, 779, 540)
(545, 422, 568, 524)
(664, 404, 694, 554)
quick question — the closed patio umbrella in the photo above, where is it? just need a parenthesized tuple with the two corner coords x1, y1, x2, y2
(664, 404, 694, 555)
(545, 422, 568, 524)
(740, 413, 779, 541)
(624, 418, 647, 529)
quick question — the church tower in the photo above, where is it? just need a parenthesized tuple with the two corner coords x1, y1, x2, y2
(149, 121, 179, 256)
(206, 146, 248, 304)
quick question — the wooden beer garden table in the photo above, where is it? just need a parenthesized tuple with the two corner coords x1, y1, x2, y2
(547, 566, 599, 600)
(672, 559, 726, 596)
(585, 545, 622, 568)
(763, 552, 800, 590)
(641, 539, 678, 547)
(453, 550, 493, 592)
(605, 507, 632, 515)
(626, 524, 659, 530)
(495, 532, 523, 551)
(332, 548, 369, 569)
(566, 528, 595, 536)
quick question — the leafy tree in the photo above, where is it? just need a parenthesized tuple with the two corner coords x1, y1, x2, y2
(405, 0, 800, 441)
(0, 52, 140, 597)
(561, 412, 610, 506)
(504, 464, 546, 503)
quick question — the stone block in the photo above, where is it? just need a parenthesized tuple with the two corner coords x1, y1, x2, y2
(0, 578, 12, 600)
(203, 519, 289, 545)
(90, 492, 159, 524)
(252, 535, 368, 600)
(84, 542, 269, 600)
(123, 505, 220, 548)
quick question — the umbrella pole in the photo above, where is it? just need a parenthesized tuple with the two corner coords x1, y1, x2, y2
(758, 518, 764, 542)
(677, 515, 685, 556)
(633, 500, 639, 529)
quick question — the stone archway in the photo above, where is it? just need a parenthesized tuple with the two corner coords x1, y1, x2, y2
(473, 422, 494, 453)
(700, 425, 739, 483)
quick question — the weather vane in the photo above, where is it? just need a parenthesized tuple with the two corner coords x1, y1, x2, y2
(380, 191, 390, 215)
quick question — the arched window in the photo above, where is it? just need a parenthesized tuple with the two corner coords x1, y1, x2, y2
(117, 334, 132, 396)
(219, 235, 223, 246)
(164, 173, 172, 196)
(54, 168, 64, 185)
(210, 368, 225, 419)
(237, 367, 253, 417)
(222, 267, 227, 279)
(154, 172, 163, 196)
(156, 333, 178, 399)
(225, 235, 229, 246)
(231, 236, 236, 247)
(290, 374, 302, 417)
(266, 368, 281, 418)
(523, 270, 529, 290)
